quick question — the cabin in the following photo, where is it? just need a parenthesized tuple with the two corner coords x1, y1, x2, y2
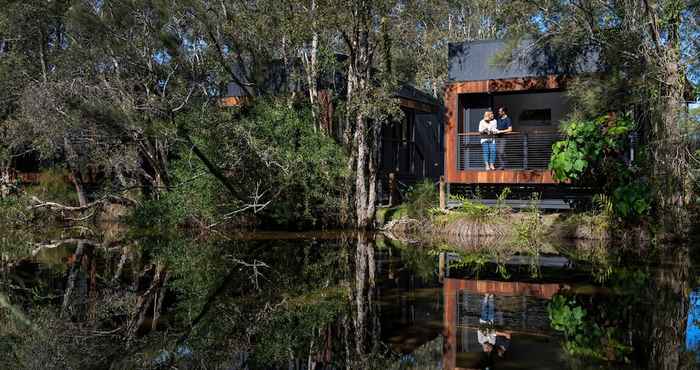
(444, 40, 595, 205)
(380, 85, 443, 190)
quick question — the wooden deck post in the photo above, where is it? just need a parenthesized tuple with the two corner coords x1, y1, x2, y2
(439, 176, 446, 210)
(388, 172, 396, 207)
(438, 252, 446, 282)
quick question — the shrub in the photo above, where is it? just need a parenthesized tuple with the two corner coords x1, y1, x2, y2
(190, 99, 348, 228)
(404, 180, 438, 220)
(550, 114, 650, 220)
(24, 169, 77, 206)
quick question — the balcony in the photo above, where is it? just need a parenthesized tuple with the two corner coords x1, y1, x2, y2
(457, 131, 561, 170)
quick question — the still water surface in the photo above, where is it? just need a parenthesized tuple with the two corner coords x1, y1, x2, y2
(1, 228, 699, 369)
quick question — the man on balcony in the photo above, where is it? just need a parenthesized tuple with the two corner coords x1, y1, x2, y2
(496, 107, 513, 169)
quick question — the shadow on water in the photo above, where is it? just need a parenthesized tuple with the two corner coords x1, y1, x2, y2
(0, 225, 698, 369)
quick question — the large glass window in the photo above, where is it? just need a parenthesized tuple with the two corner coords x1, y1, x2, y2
(519, 108, 552, 126)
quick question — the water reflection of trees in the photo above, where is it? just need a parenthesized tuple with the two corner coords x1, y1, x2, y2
(633, 246, 694, 370)
(548, 244, 696, 369)
(3, 226, 696, 369)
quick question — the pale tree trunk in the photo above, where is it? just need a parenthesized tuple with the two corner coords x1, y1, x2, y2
(63, 136, 89, 207)
(134, 131, 170, 194)
(353, 232, 375, 357)
(128, 262, 169, 338)
(302, 0, 320, 132)
(652, 60, 689, 236)
(0, 162, 11, 197)
(61, 241, 92, 319)
(354, 114, 369, 228)
(345, 1, 377, 229)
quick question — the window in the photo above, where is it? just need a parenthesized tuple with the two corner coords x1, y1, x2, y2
(519, 109, 552, 125)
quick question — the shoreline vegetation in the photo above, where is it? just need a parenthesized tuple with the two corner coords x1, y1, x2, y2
(377, 181, 655, 245)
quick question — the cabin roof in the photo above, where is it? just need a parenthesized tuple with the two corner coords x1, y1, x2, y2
(448, 39, 598, 83)
(394, 84, 438, 106)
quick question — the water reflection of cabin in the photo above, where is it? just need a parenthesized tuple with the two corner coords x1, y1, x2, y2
(444, 40, 581, 198)
(442, 278, 566, 370)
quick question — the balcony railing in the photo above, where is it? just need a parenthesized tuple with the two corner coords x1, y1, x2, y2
(457, 131, 561, 170)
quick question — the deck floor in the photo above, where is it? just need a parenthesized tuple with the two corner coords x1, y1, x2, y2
(447, 169, 558, 184)
(447, 198, 570, 210)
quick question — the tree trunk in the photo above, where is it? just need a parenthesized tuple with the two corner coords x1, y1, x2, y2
(634, 247, 691, 369)
(136, 135, 170, 194)
(652, 61, 689, 236)
(354, 114, 370, 228)
(128, 262, 168, 338)
(353, 232, 376, 358)
(63, 136, 89, 207)
(302, 0, 320, 132)
(61, 241, 91, 319)
(71, 171, 89, 208)
(646, 4, 691, 238)
(0, 164, 11, 198)
(345, 2, 377, 229)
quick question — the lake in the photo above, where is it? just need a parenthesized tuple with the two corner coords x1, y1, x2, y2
(1, 226, 698, 369)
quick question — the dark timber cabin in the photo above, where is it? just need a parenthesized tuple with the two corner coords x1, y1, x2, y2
(444, 40, 593, 208)
(380, 85, 443, 192)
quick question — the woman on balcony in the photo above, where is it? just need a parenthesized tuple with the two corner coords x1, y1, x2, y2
(479, 111, 498, 170)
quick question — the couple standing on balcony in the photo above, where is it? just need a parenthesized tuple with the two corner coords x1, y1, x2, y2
(479, 107, 512, 171)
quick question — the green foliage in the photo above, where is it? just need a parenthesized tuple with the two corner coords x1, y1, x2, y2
(611, 182, 651, 218)
(445, 188, 512, 221)
(24, 169, 77, 206)
(129, 159, 224, 229)
(158, 238, 230, 322)
(0, 195, 30, 227)
(203, 100, 348, 228)
(380, 204, 409, 223)
(404, 180, 438, 220)
(459, 198, 492, 219)
(511, 195, 545, 277)
(550, 115, 634, 181)
(251, 289, 345, 367)
(549, 295, 586, 336)
(550, 114, 650, 220)
(549, 293, 633, 363)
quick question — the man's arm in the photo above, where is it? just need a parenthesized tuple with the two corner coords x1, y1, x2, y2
(494, 331, 511, 338)
(498, 118, 513, 134)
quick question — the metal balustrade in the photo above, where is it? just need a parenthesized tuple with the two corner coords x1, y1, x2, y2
(457, 131, 562, 170)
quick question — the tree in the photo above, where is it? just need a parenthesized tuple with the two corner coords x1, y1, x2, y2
(499, 0, 699, 236)
(392, 0, 504, 99)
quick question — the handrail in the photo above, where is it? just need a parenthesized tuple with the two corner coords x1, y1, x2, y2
(458, 131, 519, 136)
(457, 130, 558, 136)
(457, 131, 562, 170)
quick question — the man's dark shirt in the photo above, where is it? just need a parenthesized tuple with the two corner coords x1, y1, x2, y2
(497, 116, 512, 130)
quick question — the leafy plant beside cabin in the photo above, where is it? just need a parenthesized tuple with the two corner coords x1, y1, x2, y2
(549, 114, 650, 220)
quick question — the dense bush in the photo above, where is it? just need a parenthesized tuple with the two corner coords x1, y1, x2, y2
(550, 114, 650, 219)
(130, 99, 348, 230)
(404, 180, 438, 220)
(244, 102, 347, 227)
(24, 169, 77, 206)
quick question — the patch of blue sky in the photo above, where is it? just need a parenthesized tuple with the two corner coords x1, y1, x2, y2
(681, 10, 699, 85)
(687, 289, 700, 362)
(153, 50, 172, 65)
(530, 13, 548, 33)
(182, 37, 208, 55)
